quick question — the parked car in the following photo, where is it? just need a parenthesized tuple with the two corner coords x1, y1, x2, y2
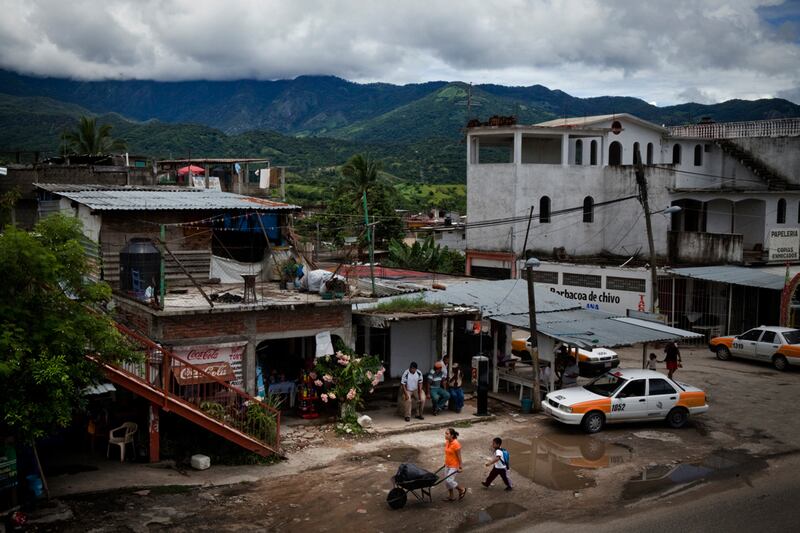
(543, 369, 708, 433)
(511, 336, 619, 376)
(709, 326, 800, 371)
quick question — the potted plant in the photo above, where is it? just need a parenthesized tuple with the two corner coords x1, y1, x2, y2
(279, 259, 300, 290)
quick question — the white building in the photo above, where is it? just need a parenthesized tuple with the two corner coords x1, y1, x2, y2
(465, 114, 800, 281)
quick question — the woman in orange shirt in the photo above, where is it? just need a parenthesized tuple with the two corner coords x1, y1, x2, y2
(443, 427, 467, 501)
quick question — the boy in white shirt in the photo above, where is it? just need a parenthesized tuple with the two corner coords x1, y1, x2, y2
(481, 437, 512, 490)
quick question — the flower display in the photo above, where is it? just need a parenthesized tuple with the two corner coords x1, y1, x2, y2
(314, 379, 323, 387)
(321, 393, 329, 403)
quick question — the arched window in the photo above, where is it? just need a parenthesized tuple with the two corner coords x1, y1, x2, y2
(575, 139, 583, 165)
(590, 140, 598, 165)
(777, 198, 786, 224)
(540, 196, 551, 224)
(633, 142, 641, 164)
(797, 200, 800, 223)
(609, 141, 622, 165)
(646, 143, 654, 165)
(694, 144, 703, 166)
(673, 144, 682, 164)
(583, 196, 594, 223)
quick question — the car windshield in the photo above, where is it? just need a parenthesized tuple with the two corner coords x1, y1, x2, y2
(781, 330, 800, 344)
(584, 372, 627, 397)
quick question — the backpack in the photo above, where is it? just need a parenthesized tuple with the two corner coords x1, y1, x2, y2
(500, 448, 510, 470)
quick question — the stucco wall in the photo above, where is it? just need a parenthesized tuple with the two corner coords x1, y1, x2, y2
(733, 137, 800, 186)
(389, 319, 436, 378)
(668, 231, 743, 264)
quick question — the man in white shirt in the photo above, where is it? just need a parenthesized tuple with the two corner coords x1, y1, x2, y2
(401, 362, 426, 421)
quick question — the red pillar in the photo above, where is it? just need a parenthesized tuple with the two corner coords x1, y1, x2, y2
(149, 403, 160, 463)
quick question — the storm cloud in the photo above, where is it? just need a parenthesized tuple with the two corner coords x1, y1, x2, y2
(0, 0, 798, 104)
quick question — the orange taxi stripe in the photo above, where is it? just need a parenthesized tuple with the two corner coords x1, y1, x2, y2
(676, 391, 706, 408)
(570, 398, 612, 414)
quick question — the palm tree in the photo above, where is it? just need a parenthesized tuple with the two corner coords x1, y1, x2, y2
(340, 153, 381, 196)
(61, 116, 127, 156)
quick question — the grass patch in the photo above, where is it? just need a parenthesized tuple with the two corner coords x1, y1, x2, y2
(453, 420, 473, 428)
(371, 296, 445, 314)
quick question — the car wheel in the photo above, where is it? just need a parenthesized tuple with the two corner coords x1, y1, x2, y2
(666, 407, 688, 429)
(716, 346, 731, 361)
(772, 355, 789, 372)
(581, 411, 605, 434)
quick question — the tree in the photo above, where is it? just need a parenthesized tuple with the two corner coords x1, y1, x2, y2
(61, 116, 127, 156)
(385, 235, 465, 274)
(340, 153, 381, 197)
(0, 214, 135, 444)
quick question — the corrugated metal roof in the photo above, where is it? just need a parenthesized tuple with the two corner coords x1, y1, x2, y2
(492, 310, 701, 348)
(37, 184, 299, 212)
(422, 279, 579, 316)
(669, 266, 786, 290)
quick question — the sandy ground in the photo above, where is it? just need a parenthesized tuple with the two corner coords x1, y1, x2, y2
(30, 345, 800, 532)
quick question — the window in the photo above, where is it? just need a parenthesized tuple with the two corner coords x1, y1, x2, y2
(525, 270, 558, 284)
(648, 379, 677, 396)
(563, 273, 602, 288)
(617, 379, 646, 398)
(606, 276, 647, 292)
(739, 329, 763, 341)
(782, 330, 800, 344)
(583, 196, 594, 223)
(760, 331, 777, 344)
(540, 196, 551, 223)
(694, 144, 703, 166)
(704, 144, 712, 153)
(777, 198, 786, 223)
(673, 144, 682, 164)
(633, 142, 641, 164)
(575, 139, 583, 165)
(585, 374, 626, 397)
(646, 143, 654, 165)
(590, 140, 598, 165)
(609, 141, 622, 165)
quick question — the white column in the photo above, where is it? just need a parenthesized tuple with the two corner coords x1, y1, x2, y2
(513, 131, 522, 165)
(561, 133, 570, 166)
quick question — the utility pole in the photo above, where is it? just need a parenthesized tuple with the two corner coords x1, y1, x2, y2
(634, 147, 658, 314)
(363, 191, 376, 296)
(525, 258, 542, 412)
(159, 224, 166, 309)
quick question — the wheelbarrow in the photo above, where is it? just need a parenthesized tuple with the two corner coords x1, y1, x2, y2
(386, 463, 458, 509)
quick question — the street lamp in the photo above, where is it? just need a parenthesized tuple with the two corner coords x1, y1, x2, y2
(525, 257, 542, 412)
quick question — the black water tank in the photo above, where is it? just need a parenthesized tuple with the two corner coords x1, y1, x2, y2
(119, 238, 161, 296)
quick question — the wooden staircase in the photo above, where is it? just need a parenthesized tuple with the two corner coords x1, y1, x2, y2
(716, 139, 796, 191)
(89, 324, 280, 457)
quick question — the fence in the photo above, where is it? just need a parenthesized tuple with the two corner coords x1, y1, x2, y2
(669, 118, 800, 139)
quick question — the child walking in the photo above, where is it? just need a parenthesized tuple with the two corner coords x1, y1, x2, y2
(481, 437, 512, 490)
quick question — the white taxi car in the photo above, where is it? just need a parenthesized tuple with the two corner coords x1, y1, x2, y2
(709, 326, 800, 371)
(543, 369, 708, 433)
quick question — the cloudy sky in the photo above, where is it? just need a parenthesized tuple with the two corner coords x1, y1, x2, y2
(1, 0, 799, 105)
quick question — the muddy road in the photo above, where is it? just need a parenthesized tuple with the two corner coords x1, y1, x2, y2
(35, 346, 800, 532)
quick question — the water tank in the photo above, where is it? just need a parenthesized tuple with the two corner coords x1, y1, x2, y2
(119, 238, 161, 298)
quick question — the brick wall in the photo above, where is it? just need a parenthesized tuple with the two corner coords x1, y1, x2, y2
(161, 312, 249, 340)
(115, 302, 153, 337)
(254, 306, 347, 334)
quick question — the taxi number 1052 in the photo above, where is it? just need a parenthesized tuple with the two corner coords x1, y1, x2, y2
(611, 403, 626, 412)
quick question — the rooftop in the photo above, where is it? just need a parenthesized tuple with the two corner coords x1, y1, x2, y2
(535, 113, 668, 133)
(36, 183, 300, 212)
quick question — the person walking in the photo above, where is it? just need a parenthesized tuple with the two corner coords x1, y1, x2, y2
(482, 437, 512, 490)
(663, 342, 682, 379)
(442, 428, 467, 502)
(401, 362, 425, 422)
(427, 361, 450, 415)
(646, 352, 658, 370)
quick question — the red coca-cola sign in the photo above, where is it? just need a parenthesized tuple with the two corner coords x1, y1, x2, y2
(173, 362, 235, 385)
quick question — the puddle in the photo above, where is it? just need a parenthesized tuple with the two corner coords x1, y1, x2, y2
(622, 450, 768, 501)
(502, 433, 633, 491)
(457, 502, 526, 531)
(349, 447, 420, 463)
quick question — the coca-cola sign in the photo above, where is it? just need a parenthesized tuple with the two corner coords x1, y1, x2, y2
(172, 342, 246, 388)
(172, 362, 235, 385)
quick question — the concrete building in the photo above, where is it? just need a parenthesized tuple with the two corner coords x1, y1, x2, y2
(464, 115, 800, 336)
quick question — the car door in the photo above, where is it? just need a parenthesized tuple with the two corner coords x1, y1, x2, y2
(610, 379, 648, 420)
(732, 329, 762, 359)
(646, 378, 679, 418)
(755, 330, 780, 362)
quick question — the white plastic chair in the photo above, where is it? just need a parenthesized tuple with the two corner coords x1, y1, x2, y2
(107, 422, 137, 462)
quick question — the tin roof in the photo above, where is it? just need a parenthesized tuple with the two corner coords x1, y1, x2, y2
(36, 183, 300, 212)
(668, 266, 788, 290)
(423, 279, 578, 316)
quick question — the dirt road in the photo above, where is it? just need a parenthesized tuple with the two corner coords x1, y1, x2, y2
(34, 345, 800, 532)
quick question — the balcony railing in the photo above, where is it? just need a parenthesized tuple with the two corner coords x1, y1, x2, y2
(669, 118, 800, 139)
